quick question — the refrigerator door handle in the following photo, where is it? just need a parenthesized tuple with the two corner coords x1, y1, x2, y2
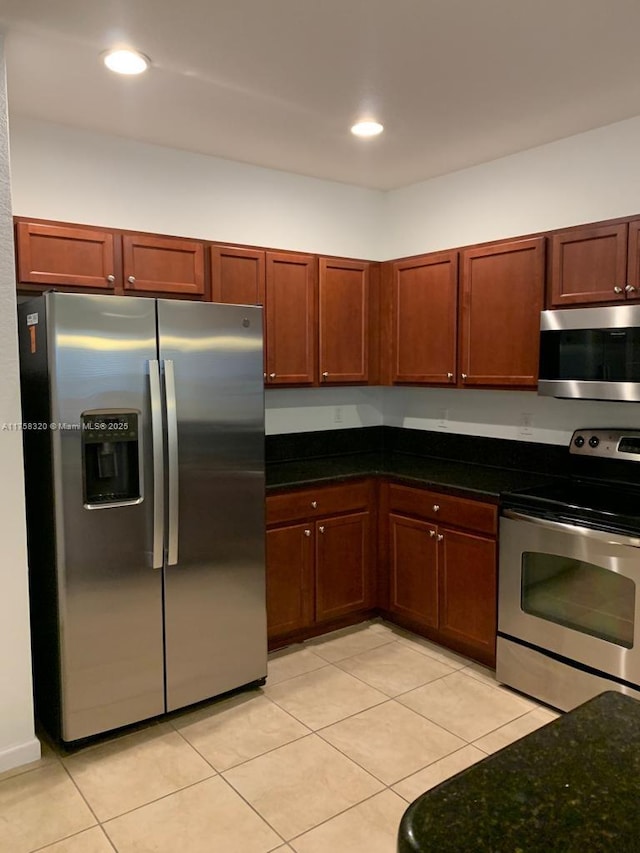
(149, 359, 164, 569)
(164, 359, 180, 566)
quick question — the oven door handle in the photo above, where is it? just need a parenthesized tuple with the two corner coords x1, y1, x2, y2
(502, 509, 640, 549)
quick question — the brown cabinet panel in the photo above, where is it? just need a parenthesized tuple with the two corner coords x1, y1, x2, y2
(387, 483, 497, 535)
(388, 513, 438, 629)
(266, 480, 370, 525)
(266, 252, 316, 385)
(549, 223, 628, 307)
(16, 222, 116, 289)
(266, 523, 314, 639)
(460, 237, 545, 388)
(122, 234, 205, 296)
(315, 512, 372, 622)
(211, 246, 265, 305)
(319, 258, 369, 383)
(438, 528, 496, 661)
(392, 252, 458, 384)
(626, 220, 640, 300)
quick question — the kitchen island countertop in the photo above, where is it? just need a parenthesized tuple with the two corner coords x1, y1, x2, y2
(398, 690, 640, 852)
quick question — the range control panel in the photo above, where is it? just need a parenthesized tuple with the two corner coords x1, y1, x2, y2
(570, 429, 640, 461)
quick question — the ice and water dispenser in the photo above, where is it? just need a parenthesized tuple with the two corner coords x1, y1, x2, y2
(81, 412, 141, 506)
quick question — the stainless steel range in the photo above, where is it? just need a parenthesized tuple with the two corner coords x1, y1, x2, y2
(497, 429, 640, 711)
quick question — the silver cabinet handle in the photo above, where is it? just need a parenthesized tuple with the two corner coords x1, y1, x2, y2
(614, 286, 624, 294)
(625, 285, 637, 294)
(429, 530, 436, 538)
(319, 525, 325, 534)
(128, 275, 136, 284)
(433, 504, 440, 512)
(437, 534, 444, 542)
(311, 500, 317, 508)
(164, 360, 179, 566)
(304, 529, 311, 537)
(149, 360, 164, 569)
(447, 372, 454, 379)
(107, 274, 115, 283)
(322, 372, 329, 379)
(461, 373, 467, 380)
(269, 372, 276, 380)
(263, 373, 267, 380)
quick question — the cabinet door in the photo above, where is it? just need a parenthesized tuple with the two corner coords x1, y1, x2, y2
(315, 511, 372, 622)
(266, 523, 314, 639)
(459, 237, 545, 388)
(626, 220, 640, 300)
(16, 222, 116, 289)
(549, 223, 628, 306)
(122, 234, 205, 296)
(211, 246, 265, 305)
(388, 513, 438, 630)
(265, 252, 316, 385)
(438, 528, 496, 665)
(318, 258, 369, 383)
(392, 252, 458, 384)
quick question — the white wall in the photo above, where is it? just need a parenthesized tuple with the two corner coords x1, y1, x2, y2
(385, 114, 640, 259)
(9, 116, 384, 260)
(0, 39, 40, 772)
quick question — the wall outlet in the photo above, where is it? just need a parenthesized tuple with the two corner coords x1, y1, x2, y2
(334, 406, 343, 424)
(437, 408, 449, 429)
(519, 412, 533, 436)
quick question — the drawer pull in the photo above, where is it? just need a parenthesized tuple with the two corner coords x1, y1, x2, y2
(433, 504, 440, 512)
(437, 533, 444, 542)
(319, 525, 325, 534)
(311, 500, 317, 508)
(429, 530, 436, 538)
(304, 529, 311, 537)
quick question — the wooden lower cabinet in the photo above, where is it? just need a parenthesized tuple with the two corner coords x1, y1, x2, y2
(384, 482, 497, 666)
(266, 480, 375, 645)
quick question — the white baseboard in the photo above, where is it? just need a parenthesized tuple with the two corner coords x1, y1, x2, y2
(0, 737, 41, 774)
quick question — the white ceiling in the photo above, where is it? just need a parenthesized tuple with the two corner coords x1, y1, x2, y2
(3, 0, 640, 190)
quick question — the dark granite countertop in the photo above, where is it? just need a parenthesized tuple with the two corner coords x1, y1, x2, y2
(266, 451, 556, 500)
(398, 691, 640, 853)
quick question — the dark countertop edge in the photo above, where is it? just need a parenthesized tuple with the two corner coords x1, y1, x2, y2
(266, 451, 560, 501)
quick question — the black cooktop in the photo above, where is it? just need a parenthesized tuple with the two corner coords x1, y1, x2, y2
(502, 478, 640, 537)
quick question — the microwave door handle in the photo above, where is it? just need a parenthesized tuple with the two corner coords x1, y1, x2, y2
(149, 360, 164, 569)
(164, 359, 179, 566)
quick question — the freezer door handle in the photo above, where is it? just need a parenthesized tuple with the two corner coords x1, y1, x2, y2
(149, 360, 164, 569)
(164, 359, 179, 565)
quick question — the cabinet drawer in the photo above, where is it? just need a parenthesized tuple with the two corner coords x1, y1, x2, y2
(267, 480, 371, 525)
(387, 483, 496, 535)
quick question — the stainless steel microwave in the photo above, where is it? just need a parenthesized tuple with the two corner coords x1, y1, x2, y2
(538, 305, 640, 401)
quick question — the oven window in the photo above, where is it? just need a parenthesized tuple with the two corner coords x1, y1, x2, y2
(521, 553, 635, 648)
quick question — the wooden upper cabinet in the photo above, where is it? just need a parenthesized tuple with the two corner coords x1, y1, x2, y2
(16, 222, 117, 289)
(211, 246, 265, 305)
(122, 234, 205, 297)
(549, 223, 628, 307)
(392, 252, 458, 384)
(626, 219, 640, 300)
(459, 237, 545, 388)
(265, 252, 316, 385)
(318, 258, 370, 384)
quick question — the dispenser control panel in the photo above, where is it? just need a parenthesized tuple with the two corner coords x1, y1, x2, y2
(81, 411, 141, 507)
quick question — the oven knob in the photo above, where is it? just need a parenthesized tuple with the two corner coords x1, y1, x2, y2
(574, 436, 585, 448)
(588, 436, 600, 448)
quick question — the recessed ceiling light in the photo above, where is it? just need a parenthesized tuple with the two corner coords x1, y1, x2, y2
(103, 48, 150, 76)
(350, 120, 384, 138)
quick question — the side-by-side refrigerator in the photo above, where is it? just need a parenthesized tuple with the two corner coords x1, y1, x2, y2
(18, 292, 266, 742)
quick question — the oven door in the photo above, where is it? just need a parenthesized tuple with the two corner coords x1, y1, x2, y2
(499, 511, 640, 683)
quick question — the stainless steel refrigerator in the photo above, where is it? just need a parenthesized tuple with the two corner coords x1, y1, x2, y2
(18, 292, 266, 743)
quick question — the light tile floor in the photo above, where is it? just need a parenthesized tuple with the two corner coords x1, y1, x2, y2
(0, 621, 560, 853)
